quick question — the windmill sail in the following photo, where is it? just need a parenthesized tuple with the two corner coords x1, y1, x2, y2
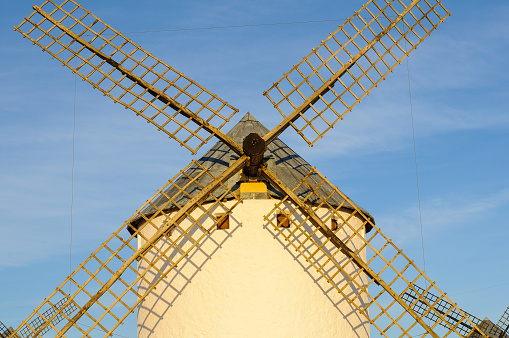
(261, 165, 488, 338)
(6, 160, 243, 338)
(402, 285, 502, 337)
(1, 298, 77, 338)
(11, 297, 78, 338)
(14, 0, 240, 155)
(0, 321, 12, 338)
(493, 307, 509, 338)
(264, 0, 450, 146)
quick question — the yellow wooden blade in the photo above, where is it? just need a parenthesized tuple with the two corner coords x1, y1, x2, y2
(263, 0, 450, 147)
(261, 166, 488, 338)
(14, 0, 242, 155)
(8, 157, 246, 338)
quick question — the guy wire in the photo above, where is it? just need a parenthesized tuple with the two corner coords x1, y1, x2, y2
(69, 41, 77, 296)
(405, 38, 427, 276)
(399, 20, 427, 278)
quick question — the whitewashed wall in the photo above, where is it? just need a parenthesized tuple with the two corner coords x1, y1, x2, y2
(137, 199, 370, 338)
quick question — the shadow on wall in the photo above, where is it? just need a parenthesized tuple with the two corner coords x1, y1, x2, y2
(137, 204, 370, 337)
(136, 213, 243, 337)
(263, 206, 370, 338)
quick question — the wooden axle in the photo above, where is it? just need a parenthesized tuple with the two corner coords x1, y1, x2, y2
(242, 133, 266, 178)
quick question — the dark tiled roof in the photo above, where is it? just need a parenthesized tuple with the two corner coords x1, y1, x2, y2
(132, 113, 373, 231)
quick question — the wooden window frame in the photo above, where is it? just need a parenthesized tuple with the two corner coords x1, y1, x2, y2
(277, 212, 290, 228)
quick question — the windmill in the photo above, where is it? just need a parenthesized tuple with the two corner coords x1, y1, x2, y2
(6, 0, 495, 337)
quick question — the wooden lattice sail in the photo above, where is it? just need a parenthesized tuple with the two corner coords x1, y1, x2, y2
(496, 307, 509, 337)
(15, 0, 241, 155)
(263, 0, 450, 146)
(6, 298, 78, 338)
(0, 321, 11, 338)
(9, 0, 492, 337)
(403, 285, 509, 337)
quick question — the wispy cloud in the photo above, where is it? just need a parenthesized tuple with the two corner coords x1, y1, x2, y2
(376, 187, 509, 245)
(0, 224, 69, 267)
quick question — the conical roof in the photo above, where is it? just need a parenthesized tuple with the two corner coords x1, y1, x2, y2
(130, 113, 373, 232)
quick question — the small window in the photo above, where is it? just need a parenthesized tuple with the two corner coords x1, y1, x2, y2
(215, 213, 230, 230)
(331, 218, 338, 231)
(277, 212, 290, 228)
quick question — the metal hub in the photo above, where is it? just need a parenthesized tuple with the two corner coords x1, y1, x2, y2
(242, 132, 266, 178)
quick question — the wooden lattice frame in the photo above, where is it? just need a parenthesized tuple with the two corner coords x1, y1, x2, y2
(0, 321, 11, 338)
(15, 0, 241, 155)
(493, 307, 509, 338)
(16, 297, 78, 338)
(402, 285, 496, 337)
(9, 158, 245, 338)
(263, 0, 450, 146)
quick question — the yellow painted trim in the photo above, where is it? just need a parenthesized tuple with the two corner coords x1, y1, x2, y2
(240, 182, 268, 194)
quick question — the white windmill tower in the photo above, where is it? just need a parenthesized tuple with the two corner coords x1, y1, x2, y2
(6, 0, 496, 337)
(131, 112, 373, 337)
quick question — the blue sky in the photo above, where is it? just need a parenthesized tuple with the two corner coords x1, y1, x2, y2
(1, 0, 508, 336)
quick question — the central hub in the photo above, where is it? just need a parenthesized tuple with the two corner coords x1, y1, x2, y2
(242, 132, 266, 178)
